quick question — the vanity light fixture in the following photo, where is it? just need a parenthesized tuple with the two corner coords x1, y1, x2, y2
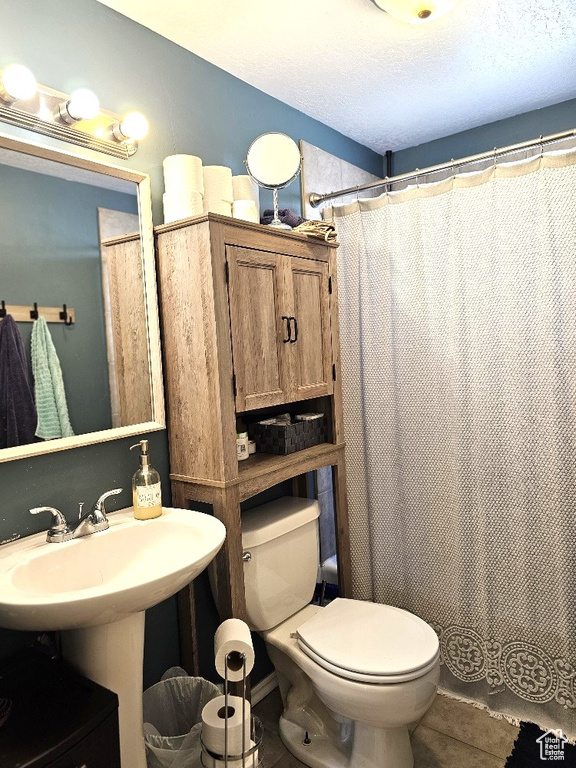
(110, 111, 149, 142)
(371, 0, 460, 23)
(0, 64, 37, 104)
(55, 88, 100, 124)
(0, 63, 149, 159)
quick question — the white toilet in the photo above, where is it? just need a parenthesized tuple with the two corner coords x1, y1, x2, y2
(240, 496, 440, 768)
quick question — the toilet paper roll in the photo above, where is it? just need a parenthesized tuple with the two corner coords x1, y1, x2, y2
(203, 165, 234, 203)
(232, 200, 259, 223)
(163, 154, 204, 195)
(203, 198, 233, 217)
(232, 175, 260, 205)
(201, 695, 251, 756)
(214, 618, 255, 682)
(163, 191, 204, 223)
(202, 742, 258, 768)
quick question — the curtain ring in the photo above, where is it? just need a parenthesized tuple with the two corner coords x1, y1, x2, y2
(415, 168, 420, 190)
(493, 147, 498, 170)
(539, 135, 544, 161)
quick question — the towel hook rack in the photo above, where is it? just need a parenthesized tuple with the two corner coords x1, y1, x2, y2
(59, 304, 73, 326)
(1, 302, 75, 324)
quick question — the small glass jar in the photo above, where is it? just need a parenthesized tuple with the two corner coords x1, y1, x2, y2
(237, 431, 249, 461)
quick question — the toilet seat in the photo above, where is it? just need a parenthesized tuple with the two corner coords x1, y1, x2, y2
(296, 598, 440, 684)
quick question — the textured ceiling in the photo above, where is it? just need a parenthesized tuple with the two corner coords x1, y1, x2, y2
(97, 0, 576, 155)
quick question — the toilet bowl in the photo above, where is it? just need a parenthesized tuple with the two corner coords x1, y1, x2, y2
(263, 602, 439, 768)
(237, 497, 440, 768)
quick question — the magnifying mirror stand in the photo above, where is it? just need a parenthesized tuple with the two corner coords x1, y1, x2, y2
(268, 188, 292, 230)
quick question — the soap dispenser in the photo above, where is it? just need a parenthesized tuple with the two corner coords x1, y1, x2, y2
(130, 440, 162, 520)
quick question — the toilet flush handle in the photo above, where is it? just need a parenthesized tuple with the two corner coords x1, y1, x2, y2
(242, 551, 252, 562)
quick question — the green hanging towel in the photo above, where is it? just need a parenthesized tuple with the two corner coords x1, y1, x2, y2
(31, 316, 74, 440)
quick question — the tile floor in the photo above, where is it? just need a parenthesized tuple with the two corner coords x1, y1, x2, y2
(253, 686, 519, 768)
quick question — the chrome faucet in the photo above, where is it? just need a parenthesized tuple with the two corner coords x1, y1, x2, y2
(30, 488, 123, 543)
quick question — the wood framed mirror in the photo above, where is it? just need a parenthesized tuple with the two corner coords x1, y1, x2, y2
(0, 131, 164, 461)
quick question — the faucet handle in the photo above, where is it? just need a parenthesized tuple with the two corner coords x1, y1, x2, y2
(77, 502, 85, 520)
(94, 488, 123, 514)
(29, 506, 71, 542)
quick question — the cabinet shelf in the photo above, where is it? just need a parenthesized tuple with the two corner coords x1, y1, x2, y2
(238, 442, 344, 501)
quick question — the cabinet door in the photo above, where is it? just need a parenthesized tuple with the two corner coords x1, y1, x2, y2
(227, 246, 291, 411)
(288, 256, 333, 400)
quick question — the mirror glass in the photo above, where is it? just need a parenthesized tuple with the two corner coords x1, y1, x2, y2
(0, 134, 164, 461)
(245, 132, 301, 189)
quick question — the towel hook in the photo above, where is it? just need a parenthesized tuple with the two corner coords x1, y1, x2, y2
(0, 301, 6, 318)
(59, 303, 73, 326)
(30, 302, 39, 320)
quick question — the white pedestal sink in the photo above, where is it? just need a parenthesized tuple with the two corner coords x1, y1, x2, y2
(0, 507, 226, 768)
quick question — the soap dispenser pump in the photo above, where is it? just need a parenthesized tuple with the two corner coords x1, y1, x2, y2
(130, 440, 162, 520)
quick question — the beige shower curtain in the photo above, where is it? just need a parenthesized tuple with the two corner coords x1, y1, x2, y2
(329, 151, 576, 738)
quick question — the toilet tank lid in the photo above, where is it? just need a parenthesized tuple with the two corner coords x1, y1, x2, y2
(241, 497, 320, 548)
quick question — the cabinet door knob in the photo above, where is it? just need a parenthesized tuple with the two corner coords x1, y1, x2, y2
(290, 316, 298, 343)
(281, 315, 292, 343)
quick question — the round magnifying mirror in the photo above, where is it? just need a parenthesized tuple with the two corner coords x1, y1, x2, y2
(245, 132, 301, 229)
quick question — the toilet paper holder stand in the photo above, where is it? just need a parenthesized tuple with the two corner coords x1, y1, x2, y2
(201, 651, 263, 768)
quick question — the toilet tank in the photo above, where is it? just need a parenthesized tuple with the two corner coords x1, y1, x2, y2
(242, 497, 320, 631)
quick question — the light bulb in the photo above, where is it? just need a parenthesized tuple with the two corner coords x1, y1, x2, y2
(66, 88, 100, 121)
(0, 64, 37, 103)
(372, 0, 460, 23)
(117, 111, 149, 141)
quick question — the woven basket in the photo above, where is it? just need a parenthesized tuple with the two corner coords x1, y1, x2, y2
(249, 417, 326, 455)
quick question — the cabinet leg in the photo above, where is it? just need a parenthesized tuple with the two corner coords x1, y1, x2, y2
(211, 486, 248, 622)
(177, 583, 199, 675)
(333, 459, 353, 598)
(170, 481, 200, 674)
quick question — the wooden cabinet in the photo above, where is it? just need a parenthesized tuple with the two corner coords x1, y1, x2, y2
(289, 256, 333, 401)
(227, 246, 289, 411)
(101, 232, 153, 428)
(155, 215, 351, 674)
(227, 246, 333, 411)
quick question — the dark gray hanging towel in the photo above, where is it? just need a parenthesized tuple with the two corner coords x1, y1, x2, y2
(0, 314, 37, 448)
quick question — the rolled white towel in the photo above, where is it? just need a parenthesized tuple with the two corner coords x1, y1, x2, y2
(163, 154, 204, 195)
(203, 165, 234, 203)
(203, 197, 233, 216)
(163, 190, 204, 223)
(233, 200, 259, 223)
(233, 175, 259, 202)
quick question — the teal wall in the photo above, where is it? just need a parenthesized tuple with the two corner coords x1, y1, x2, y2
(0, 163, 138, 436)
(0, 0, 381, 688)
(392, 98, 576, 176)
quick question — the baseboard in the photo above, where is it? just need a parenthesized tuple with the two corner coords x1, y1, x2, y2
(251, 671, 278, 705)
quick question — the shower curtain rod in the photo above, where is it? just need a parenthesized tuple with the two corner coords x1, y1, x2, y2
(308, 127, 576, 208)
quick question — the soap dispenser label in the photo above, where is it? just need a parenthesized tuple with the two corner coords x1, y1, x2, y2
(135, 483, 161, 508)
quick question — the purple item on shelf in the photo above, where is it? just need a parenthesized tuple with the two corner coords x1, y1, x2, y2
(261, 208, 305, 228)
